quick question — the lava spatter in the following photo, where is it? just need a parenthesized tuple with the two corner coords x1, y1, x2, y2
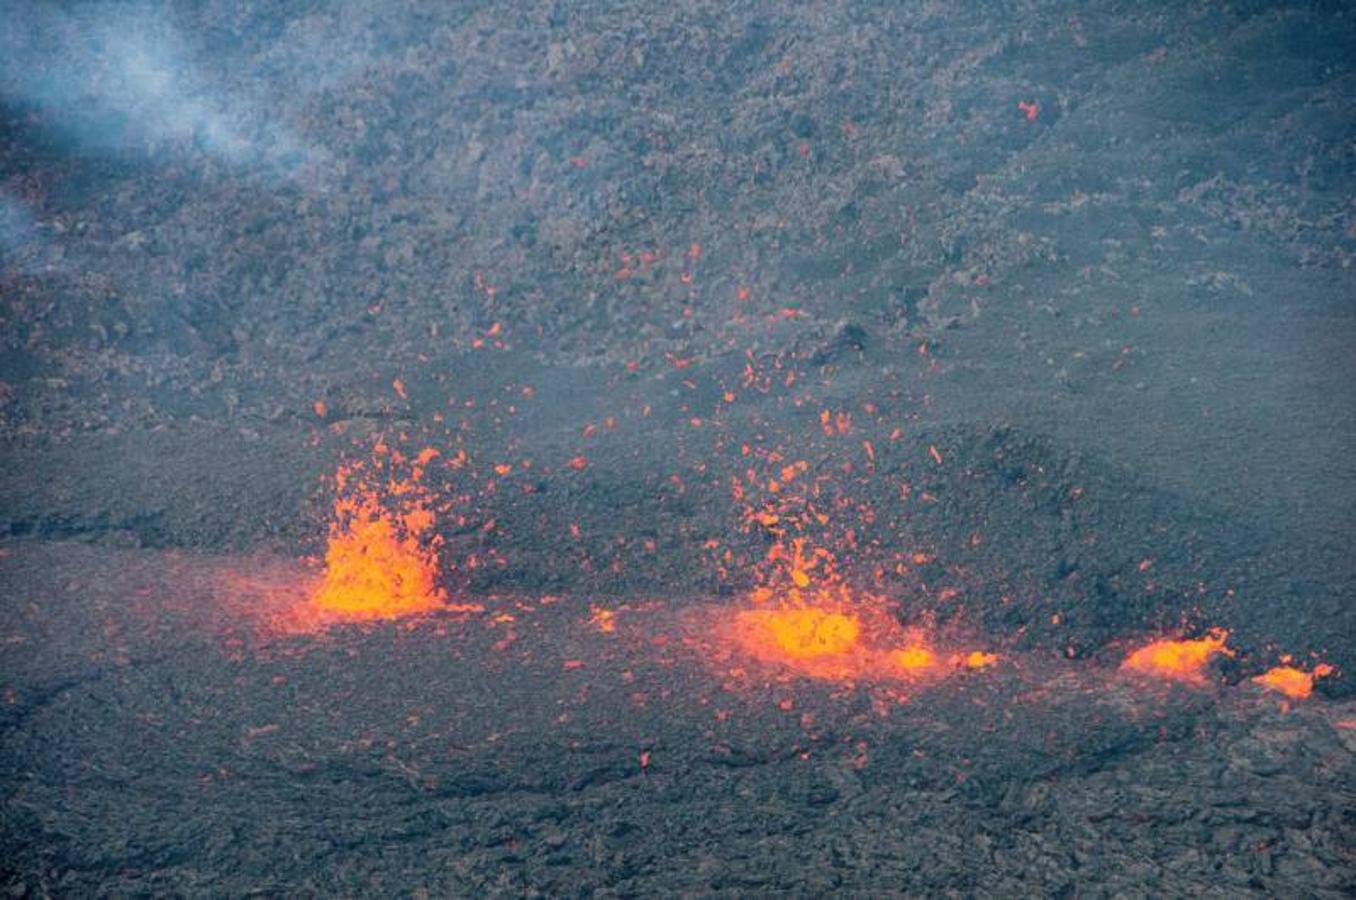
(1252, 661, 1335, 700)
(732, 606, 864, 680)
(1121, 629, 1232, 685)
(719, 449, 994, 685)
(726, 594, 995, 685)
(309, 447, 449, 622)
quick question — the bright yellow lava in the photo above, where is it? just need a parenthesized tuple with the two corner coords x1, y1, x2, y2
(737, 607, 861, 659)
(1122, 630, 1231, 684)
(727, 596, 996, 685)
(309, 460, 447, 622)
(1252, 663, 1334, 700)
(892, 646, 938, 672)
(961, 651, 999, 670)
(312, 514, 445, 619)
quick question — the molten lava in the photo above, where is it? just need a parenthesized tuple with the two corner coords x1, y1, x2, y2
(732, 603, 872, 681)
(310, 455, 447, 621)
(891, 645, 938, 672)
(312, 501, 445, 619)
(728, 597, 993, 684)
(1252, 662, 1335, 700)
(737, 607, 861, 659)
(1121, 630, 1231, 684)
(720, 451, 996, 684)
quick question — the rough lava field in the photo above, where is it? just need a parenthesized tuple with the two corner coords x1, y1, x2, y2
(2, 1, 1355, 895)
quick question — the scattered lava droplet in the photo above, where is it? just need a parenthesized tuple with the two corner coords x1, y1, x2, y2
(588, 606, 618, 633)
(958, 651, 999, 670)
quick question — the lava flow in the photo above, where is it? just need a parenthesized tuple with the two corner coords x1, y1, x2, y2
(309, 446, 448, 621)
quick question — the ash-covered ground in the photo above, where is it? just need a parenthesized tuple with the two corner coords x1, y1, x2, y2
(2, 1, 1355, 895)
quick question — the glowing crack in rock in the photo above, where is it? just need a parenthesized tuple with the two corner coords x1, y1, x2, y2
(1121, 629, 1232, 684)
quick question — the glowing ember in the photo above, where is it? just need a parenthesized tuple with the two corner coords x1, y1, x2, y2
(310, 456, 448, 621)
(589, 605, 618, 634)
(1252, 663, 1335, 700)
(1121, 630, 1231, 684)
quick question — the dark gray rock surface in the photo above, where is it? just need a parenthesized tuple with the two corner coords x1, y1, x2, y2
(2, 0, 1353, 893)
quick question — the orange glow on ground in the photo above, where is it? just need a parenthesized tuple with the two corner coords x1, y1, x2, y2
(1252, 663, 1335, 700)
(1121, 630, 1231, 684)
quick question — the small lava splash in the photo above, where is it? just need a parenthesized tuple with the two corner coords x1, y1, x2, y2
(1121, 629, 1232, 684)
(725, 533, 991, 684)
(717, 453, 995, 685)
(309, 447, 448, 621)
(729, 598, 994, 684)
(1252, 661, 1336, 700)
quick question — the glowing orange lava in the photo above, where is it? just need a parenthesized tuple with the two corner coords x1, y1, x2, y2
(309, 455, 448, 621)
(737, 607, 861, 659)
(727, 596, 994, 685)
(891, 645, 938, 672)
(720, 450, 995, 685)
(724, 550, 998, 686)
(1121, 630, 1231, 684)
(1252, 663, 1334, 700)
(732, 603, 873, 681)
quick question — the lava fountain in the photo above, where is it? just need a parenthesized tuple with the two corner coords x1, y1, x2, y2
(309, 445, 448, 621)
(721, 453, 994, 684)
